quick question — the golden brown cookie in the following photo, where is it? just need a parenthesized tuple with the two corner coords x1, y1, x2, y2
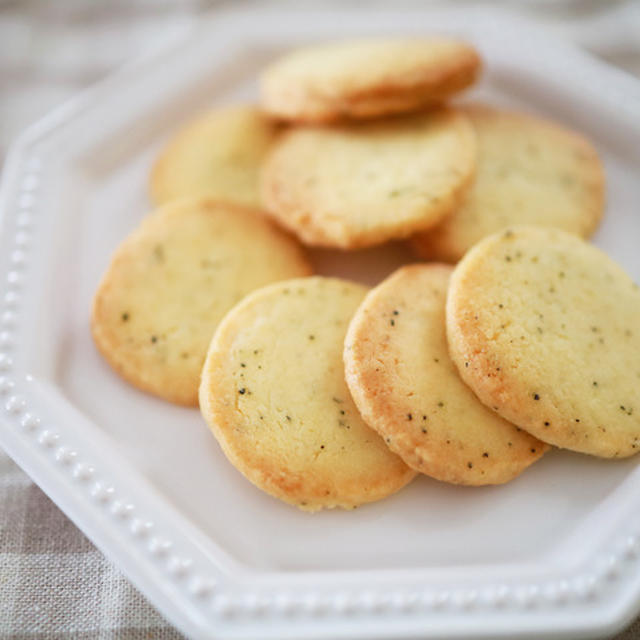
(447, 226, 640, 458)
(91, 198, 311, 406)
(260, 107, 476, 249)
(150, 106, 279, 207)
(199, 277, 416, 511)
(260, 38, 481, 123)
(411, 104, 605, 262)
(344, 264, 547, 485)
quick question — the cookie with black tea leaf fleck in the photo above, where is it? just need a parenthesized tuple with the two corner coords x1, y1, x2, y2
(410, 104, 604, 263)
(91, 198, 311, 406)
(260, 107, 476, 249)
(150, 106, 280, 207)
(260, 37, 481, 123)
(344, 263, 547, 485)
(199, 276, 415, 511)
(447, 226, 640, 458)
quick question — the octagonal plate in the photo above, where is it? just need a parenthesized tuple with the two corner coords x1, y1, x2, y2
(1, 6, 640, 639)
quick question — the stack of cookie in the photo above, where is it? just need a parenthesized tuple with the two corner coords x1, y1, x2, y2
(91, 37, 640, 513)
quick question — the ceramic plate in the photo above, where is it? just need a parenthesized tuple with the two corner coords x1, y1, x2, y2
(1, 6, 639, 639)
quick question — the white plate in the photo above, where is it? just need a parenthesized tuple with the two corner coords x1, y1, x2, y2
(1, 6, 640, 639)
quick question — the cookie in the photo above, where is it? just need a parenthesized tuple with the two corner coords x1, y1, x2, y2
(344, 264, 547, 485)
(199, 277, 416, 511)
(260, 107, 476, 249)
(447, 226, 640, 458)
(150, 106, 279, 207)
(91, 198, 311, 406)
(260, 38, 481, 123)
(411, 104, 605, 262)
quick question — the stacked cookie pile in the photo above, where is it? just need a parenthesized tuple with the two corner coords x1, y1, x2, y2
(91, 38, 640, 512)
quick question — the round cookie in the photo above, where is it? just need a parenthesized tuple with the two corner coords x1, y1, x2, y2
(260, 38, 481, 123)
(260, 107, 476, 249)
(447, 226, 640, 458)
(91, 198, 311, 406)
(150, 106, 279, 207)
(344, 264, 547, 485)
(411, 104, 605, 262)
(199, 277, 416, 511)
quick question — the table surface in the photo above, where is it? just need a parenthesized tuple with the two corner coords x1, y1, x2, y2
(1, 1, 639, 637)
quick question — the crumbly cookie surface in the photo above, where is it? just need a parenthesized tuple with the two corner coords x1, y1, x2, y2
(260, 38, 481, 122)
(91, 198, 311, 406)
(260, 107, 476, 249)
(411, 104, 604, 262)
(447, 226, 640, 457)
(199, 277, 416, 511)
(344, 264, 547, 484)
(150, 106, 279, 207)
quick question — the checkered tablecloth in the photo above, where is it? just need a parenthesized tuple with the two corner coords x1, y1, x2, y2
(1, 1, 639, 637)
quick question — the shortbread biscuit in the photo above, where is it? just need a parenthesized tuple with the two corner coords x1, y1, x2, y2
(199, 277, 416, 511)
(447, 226, 640, 458)
(150, 106, 279, 207)
(91, 199, 311, 406)
(344, 264, 547, 485)
(260, 38, 481, 122)
(260, 107, 476, 249)
(411, 105, 604, 262)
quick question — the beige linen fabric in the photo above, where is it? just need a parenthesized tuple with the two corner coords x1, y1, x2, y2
(0, 455, 184, 638)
